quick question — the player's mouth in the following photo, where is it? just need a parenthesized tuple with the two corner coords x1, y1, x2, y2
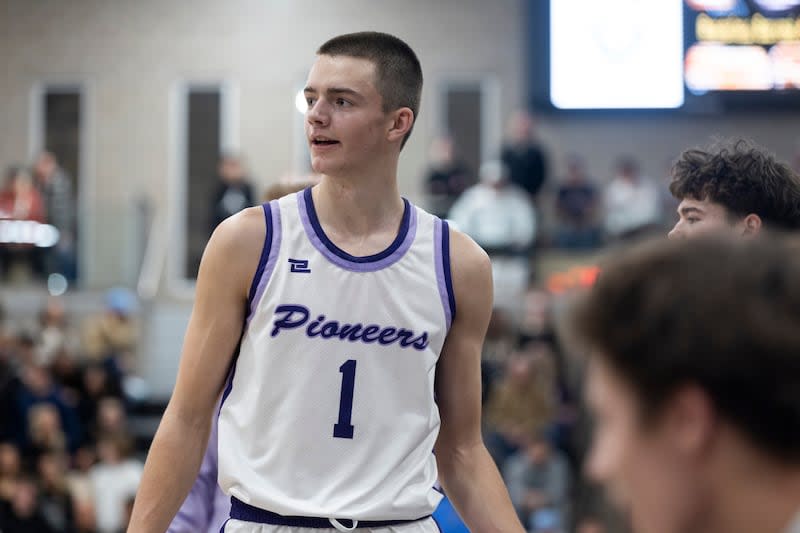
(311, 136, 340, 147)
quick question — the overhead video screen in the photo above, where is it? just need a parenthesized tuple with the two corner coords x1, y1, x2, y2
(549, 0, 685, 110)
(538, 0, 800, 111)
(685, 0, 800, 93)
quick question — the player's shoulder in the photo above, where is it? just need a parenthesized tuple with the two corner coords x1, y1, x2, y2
(204, 206, 268, 279)
(446, 224, 492, 288)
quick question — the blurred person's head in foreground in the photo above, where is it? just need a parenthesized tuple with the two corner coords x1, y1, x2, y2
(669, 139, 800, 239)
(569, 234, 800, 533)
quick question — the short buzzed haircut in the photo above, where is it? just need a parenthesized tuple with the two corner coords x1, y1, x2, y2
(318, 31, 423, 148)
(669, 139, 800, 230)
(569, 235, 800, 464)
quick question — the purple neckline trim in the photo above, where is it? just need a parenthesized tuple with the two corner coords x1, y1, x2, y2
(297, 190, 417, 272)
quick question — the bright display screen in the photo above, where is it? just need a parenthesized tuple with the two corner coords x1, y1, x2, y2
(549, 0, 685, 109)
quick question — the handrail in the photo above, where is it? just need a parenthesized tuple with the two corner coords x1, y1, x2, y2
(137, 203, 166, 301)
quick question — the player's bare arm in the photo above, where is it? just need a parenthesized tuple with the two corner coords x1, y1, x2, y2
(128, 207, 266, 532)
(434, 228, 526, 533)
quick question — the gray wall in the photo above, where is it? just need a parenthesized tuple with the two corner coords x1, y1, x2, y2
(0, 0, 527, 288)
(538, 114, 800, 184)
(2, 0, 799, 288)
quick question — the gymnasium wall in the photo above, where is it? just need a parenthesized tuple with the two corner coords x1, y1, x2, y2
(2, 0, 799, 287)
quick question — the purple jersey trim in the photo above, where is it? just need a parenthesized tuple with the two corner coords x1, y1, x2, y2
(222, 201, 282, 412)
(247, 200, 282, 326)
(433, 218, 453, 331)
(297, 188, 417, 272)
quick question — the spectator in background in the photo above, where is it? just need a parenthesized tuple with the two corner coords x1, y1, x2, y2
(94, 397, 128, 442)
(81, 288, 138, 379)
(0, 474, 57, 532)
(501, 110, 548, 201)
(0, 442, 22, 504)
(603, 157, 661, 241)
(554, 155, 601, 250)
(504, 432, 571, 533)
(66, 446, 97, 533)
(37, 451, 76, 532)
(36, 297, 79, 367)
(449, 160, 536, 312)
(89, 434, 142, 533)
(78, 363, 123, 445)
(0, 165, 46, 222)
(18, 369, 81, 457)
(0, 337, 20, 444)
(0, 166, 47, 280)
(484, 340, 556, 468)
(33, 151, 77, 281)
(423, 136, 472, 218)
(211, 153, 255, 229)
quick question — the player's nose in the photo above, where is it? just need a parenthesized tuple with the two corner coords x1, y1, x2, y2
(667, 221, 683, 240)
(306, 100, 330, 126)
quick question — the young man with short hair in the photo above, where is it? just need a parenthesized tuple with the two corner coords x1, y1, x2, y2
(668, 140, 800, 239)
(128, 32, 524, 533)
(570, 235, 800, 533)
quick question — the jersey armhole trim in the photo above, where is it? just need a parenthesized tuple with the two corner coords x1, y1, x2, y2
(434, 218, 456, 331)
(246, 200, 282, 325)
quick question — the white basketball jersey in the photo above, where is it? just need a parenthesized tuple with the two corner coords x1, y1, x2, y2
(218, 188, 455, 521)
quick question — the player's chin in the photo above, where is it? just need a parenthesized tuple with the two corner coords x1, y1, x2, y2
(309, 155, 338, 175)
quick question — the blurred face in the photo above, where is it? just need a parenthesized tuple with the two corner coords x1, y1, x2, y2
(38, 454, 64, 485)
(506, 354, 533, 384)
(34, 153, 56, 180)
(219, 157, 244, 183)
(585, 358, 706, 533)
(304, 55, 394, 176)
(509, 111, 534, 143)
(669, 198, 744, 240)
(526, 439, 550, 465)
(12, 480, 37, 515)
(98, 399, 125, 432)
(0, 443, 20, 475)
(42, 298, 66, 327)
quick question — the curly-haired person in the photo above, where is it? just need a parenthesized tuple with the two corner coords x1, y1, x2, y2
(668, 139, 800, 239)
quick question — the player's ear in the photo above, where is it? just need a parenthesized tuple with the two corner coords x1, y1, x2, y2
(742, 213, 762, 237)
(664, 384, 717, 459)
(386, 108, 414, 144)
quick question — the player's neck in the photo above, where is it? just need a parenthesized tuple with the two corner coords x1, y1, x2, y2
(313, 175, 404, 238)
(703, 455, 800, 533)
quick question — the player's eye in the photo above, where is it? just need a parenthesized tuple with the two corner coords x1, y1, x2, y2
(687, 217, 700, 224)
(335, 98, 351, 107)
(305, 97, 315, 106)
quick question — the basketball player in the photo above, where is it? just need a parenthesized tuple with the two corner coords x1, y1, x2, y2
(128, 32, 525, 533)
(569, 235, 800, 533)
(668, 139, 800, 240)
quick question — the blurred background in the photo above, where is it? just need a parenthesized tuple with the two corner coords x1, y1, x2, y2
(1, 0, 799, 531)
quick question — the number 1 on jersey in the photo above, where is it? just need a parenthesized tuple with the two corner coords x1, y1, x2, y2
(333, 359, 356, 439)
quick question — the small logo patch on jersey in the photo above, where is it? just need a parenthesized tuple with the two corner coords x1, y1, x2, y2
(288, 258, 311, 273)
